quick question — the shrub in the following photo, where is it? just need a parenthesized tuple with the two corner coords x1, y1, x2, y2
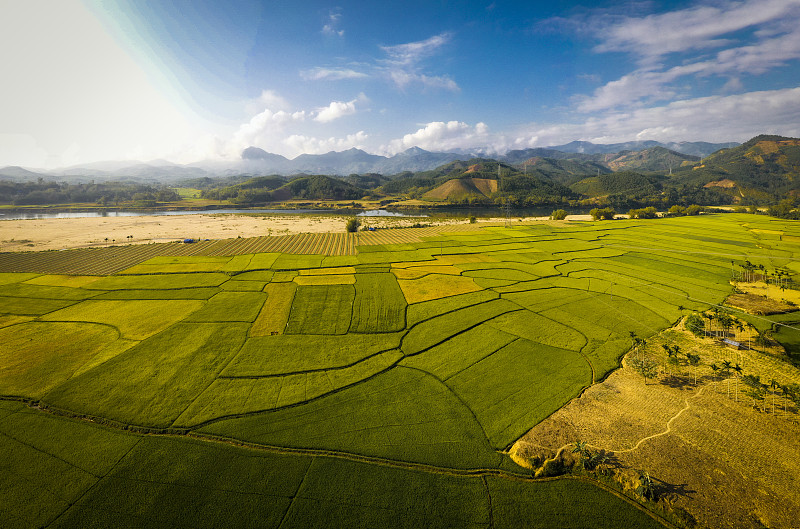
(590, 207, 616, 220)
(667, 205, 686, 216)
(550, 209, 567, 220)
(684, 313, 705, 337)
(685, 204, 703, 216)
(468, 216, 477, 224)
(345, 217, 361, 232)
(628, 207, 657, 219)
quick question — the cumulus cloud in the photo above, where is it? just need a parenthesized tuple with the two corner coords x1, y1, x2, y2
(514, 87, 800, 147)
(314, 100, 357, 123)
(386, 121, 490, 154)
(284, 131, 368, 155)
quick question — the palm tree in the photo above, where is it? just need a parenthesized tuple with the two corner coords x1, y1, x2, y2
(733, 363, 743, 402)
(770, 378, 779, 415)
(572, 440, 590, 468)
(636, 471, 657, 501)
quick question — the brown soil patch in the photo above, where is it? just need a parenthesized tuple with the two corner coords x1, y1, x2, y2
(726, 293, 798, 315)
(471, 178, 498, 195)
(704, 179, 737, 189)
(511, 324, 800, 529)
(464, 163, 482, 173)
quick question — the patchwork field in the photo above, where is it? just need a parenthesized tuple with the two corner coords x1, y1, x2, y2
(2, 213, 800, 528)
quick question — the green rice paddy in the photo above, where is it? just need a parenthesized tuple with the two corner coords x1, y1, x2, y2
(3, 213, 798, 528)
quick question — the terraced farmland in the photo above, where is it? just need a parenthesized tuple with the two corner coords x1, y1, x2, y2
(2, 213, 800, 528)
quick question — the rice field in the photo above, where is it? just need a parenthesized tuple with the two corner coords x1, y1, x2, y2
(2, 213, 799, 528)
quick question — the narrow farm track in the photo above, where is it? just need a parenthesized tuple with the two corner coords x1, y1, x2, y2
(543, 383, 711, 460)
(609, 385, 710, 454)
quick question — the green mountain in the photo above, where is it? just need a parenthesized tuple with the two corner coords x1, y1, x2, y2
(603, 146, 699, 173)
(201, 174, 363, 203)
(671, 134, 800, 201)
(570, 171, 663, 198)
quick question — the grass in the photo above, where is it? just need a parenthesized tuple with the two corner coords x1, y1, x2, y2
(224, 333, 403, 376)
(0, 321, 119, 398)
(350, 273, 406, 333)
(487, 477, 667, 529)
(86, 273, 229, 290)
(200, 367, 501, 469)
(40, 299, 205, 340)
(185, 291, 267, 322)
(285, 284, 354, 335)
(43, 323, 249, 428)
(50, 435, 309, 529)
(250, 282, 296, 336)
(447, 338, 591, 448)
(6, 213, 793, 528)
(396, 273, 483, 304)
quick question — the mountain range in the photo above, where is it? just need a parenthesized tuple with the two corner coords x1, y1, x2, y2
(0, 140, 739, 183)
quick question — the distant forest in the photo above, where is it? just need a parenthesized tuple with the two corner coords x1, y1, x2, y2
(0, 180, 180, 206)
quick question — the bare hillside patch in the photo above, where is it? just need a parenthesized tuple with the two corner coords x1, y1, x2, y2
(511, 323, 800, 529)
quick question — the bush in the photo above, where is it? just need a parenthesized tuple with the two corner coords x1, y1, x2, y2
(685, 204, 703, 216)
(590, 207, 616, 220)
(345, 218, 361, 232)
(685, 313, 705, 337)
(468, 216, 477, 224)
(628, 207, 657, 219)
(667, 205, 686, 216)
(550, 209, 568, 220)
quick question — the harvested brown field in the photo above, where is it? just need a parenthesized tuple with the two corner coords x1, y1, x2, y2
(511, 323, 800, 529)
(726, 292, 798, 315)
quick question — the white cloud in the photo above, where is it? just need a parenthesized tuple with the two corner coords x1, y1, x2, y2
(300, 67, 368, 81)
(314, 99, 358, 123)
(284, 131, 368, 155)
(228, 108, 307, 155)
(386, 121, 490, 154)
(378, 32, 459, 91)
(594, 0, 800, 62)
(514, 87, 800, 147)
(302, 32, 458, 92)
(322, 12, 344, 37)
(380, 33, 452, 65)
(572, 1, 800, 112)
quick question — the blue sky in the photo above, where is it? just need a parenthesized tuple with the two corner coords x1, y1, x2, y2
(2, 0, 800, 167)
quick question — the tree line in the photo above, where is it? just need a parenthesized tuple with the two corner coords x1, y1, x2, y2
(0, 180, 180, 206)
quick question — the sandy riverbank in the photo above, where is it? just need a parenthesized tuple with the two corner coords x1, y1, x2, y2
(0, 213, 593, 252)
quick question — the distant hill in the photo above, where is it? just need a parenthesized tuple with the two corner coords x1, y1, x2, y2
(671, 135, 800, 201)
(547, 140, 739, 158)
(423, 178, 497, 200)
(201, 174, 363, 204)
(571, 171, 663, 198)
(0, 166, 51, 181)
(603, 146, 699, 173)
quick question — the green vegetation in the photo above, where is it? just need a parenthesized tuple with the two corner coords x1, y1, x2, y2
(345, 217, 361, 232)
(4, 213, 793, 528)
